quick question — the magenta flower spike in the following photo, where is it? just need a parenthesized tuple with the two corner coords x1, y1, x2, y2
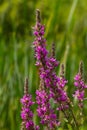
(56, 64, 69, 111)
(33, 9, 59, 89)
(20, 78, 40, 130)
(73, 61, 87, 108)
(33, 9, 69, 110)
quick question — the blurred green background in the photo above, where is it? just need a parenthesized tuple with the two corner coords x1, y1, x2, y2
(0, 0, 87, 130)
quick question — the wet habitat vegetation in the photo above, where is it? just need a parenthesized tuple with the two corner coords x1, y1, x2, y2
(0, 0, 87, 130)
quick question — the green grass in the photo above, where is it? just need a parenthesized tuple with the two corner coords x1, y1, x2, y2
(0, 0, 87, 129)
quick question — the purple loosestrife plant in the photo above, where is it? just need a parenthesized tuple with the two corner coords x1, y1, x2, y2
(20, 78, 40, 130)
(20, 9, 87, 130)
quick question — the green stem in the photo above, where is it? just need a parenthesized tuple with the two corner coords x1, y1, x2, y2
(69, 104, 79, 130)
(62, 108, 73, 129)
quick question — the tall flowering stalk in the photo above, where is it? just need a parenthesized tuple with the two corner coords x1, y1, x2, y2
(33, 9, 59, 89)
(33, 9, 72, 128)
(20, 78, 40, 130)
(33, 10, 60, 129)
(33, 9, 68, 104)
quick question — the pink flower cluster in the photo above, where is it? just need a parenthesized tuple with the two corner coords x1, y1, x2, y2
(36, 90, 60, 129)
(20, 94, 40, 130)
(73, 73, 87, 107)
(20, 94, 35, 130)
